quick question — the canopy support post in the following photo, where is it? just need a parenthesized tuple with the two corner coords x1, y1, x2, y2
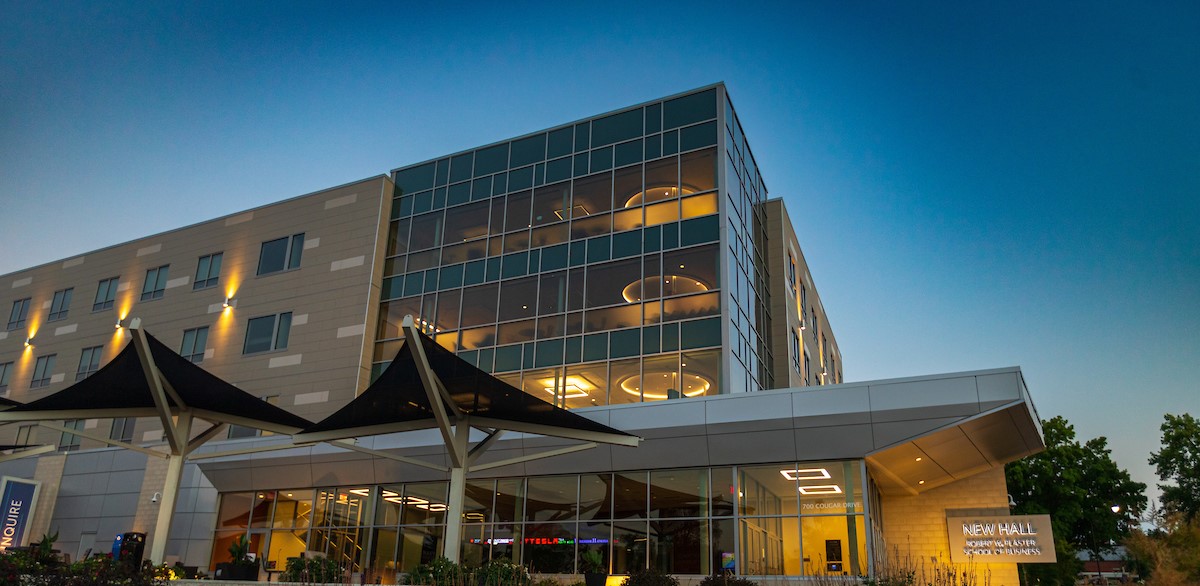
(150, 412, 192, 564)
(442, 421, 470, 562)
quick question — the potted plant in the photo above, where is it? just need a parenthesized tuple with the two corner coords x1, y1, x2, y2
(216, 534, 259, 581)
(580, 549, 607, 586)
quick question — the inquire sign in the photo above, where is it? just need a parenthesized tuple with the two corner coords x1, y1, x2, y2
(946, 514, 1056, 563)
(0, 476, 41, 551)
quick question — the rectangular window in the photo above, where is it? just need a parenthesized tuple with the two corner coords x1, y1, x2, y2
(181, 326, 209, 363)
(193, 252, 223, 290)
(790, 329, 802, 372)
(15, 424, 34, 446)
(110, 417, 135, 443)
(47, 288, 73, 321)
(141, 265, 169, 300)
(30, 354, 56, 388)
(59, 419, 83, 451)
(7, 298, 30, 331)
(0, 361, 12, 391)
(76, 346, 103, 381)
(243, 312, 292, 354)
(93, 277, 119, 311)
(803, 350, 811, 386)
(257, 233, 305, 275)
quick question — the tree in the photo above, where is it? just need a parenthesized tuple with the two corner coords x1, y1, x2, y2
(1149, 413, 1200, 522)
(1006, 416, 1147, 585)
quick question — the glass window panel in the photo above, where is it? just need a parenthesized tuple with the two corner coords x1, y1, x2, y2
(524, 522, 576, 573)
(650, 469, 708, 518)
(413, 190, 433, 214)
(680, 120, 718, 152)
(711, 468, 735, 517)
(663, 129, 678, 156)
(611, 230, 641, 259)
(536, 271, 567, 315)
(740, 516, 793, 575)
(680, 148, 717, 193)
(590, 146, 612, 172)
(447, 182, 471, 206)
(613, 473, 647, 519)
(663, 292, 720, 322)
(801, 516, 866, 576)
(643, 300, 663, 325)
(646, 103, 662, 133)
(407, 249, 440, 272)
(403, 482, 449, 525)
(739, 465, 797, 517)
(712, 518, 736, 573)
(496, 319, 536, 345)
(397, 525, 444, 572)
(643, 157, 678, 202)
(579, 474, 611, 521)
(389, 219, 411, 257)
(369, 527, 399, 581)
(591, 108, 642, 148)
(561, 362, 604, 409)
(460, 325, 497, 350)
(409, 211, 445, 251)
(608, 357, 641, 405)
(797, 461, 863, 515)
(378, 297, 422, 340)
(460, 283, 499, 327)
(443, 201, 490, 244)
(682, 349, 720, 397)
(573, 152, 589, 177)
(497, 277, 538, 322)
(578, 521, 612, 573)
(503, 231, 530, 255)
(571, 212, 611, 239)
(584, 305, 641, 333)
(394, 162, 436, 194)
(531, 222, 570, 248)
(663, 221, 680, 248)
(433, 186, 447, 209)
(680, 317, 721, 350)
(663, 89, 717, 129)
(681, 192, 719, 219)
(493, 172, 508, 195)
(545, 157, 572, 184)
(548, 127, 573, 158)
(587, 235, 611, 263)
(475, 143, 510, 176)
(639, 353, 680, 401)
(612, 208, 643, 232)
(450, 152, 474, 183)
(217, 492, 254, 530)
(493, 344, 522, 372)
(583, 333, 607, 363)
(575, 123, 590, 151)
(504, 191, 533, 232)
(664, 244, 719, 295)
(650, 518, 707, 574)
(463, 479, 494, 523)
(584, 258, 641, 308)
(249, 491, 276, 528)
(645, 200, 680, 226)
(612, 521, 648, 574)
(376, 485, 403, 525)
(572, 172, 613, 218)
(608, 328, 641, 359)
(564, 335, 583, 364)
(511, 134, 547, 168)
(434, 289, 461, 332)
(509, 166, 534, 191)
(495, 479, 525, 523)
(615, 138, 643, 168)
(613, 164, 642, 210)
(461, 523, 490, 567)
(526, 476, 579, 522)
(523, 366, 566, 404)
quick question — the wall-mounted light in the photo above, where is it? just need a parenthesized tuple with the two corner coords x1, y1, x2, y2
(115, 318, 127, 330)
(23, 336, 34, 347)
(222, 297, 236, 309)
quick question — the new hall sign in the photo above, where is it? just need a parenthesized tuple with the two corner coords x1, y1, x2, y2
(946, 514, 1056, 563)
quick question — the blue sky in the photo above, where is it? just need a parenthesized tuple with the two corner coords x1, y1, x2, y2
(2, 1, 1197, 505)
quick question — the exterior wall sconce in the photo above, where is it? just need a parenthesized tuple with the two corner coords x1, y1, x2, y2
(222, 297, 236, 309)
(115, 318, 127, 329)
(24, 336, 34, 347)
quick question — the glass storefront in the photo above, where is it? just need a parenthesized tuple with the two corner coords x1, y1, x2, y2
(210, 461, 870, 579)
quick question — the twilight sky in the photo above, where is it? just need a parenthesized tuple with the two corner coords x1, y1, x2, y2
(2, 1, 1197, 506)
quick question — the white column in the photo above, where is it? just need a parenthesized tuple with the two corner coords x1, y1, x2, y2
(149, 452, 185, 564)
(441, 423, 470, 562)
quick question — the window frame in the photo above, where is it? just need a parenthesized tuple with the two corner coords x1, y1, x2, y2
(0, 361, 12, 392)
(110, 417, 135, 443)
(93, 276, 119, 311)
(141, 265, 170, 301)
(59, 419, 83, 451)
(30, 354, 56, 388)
(76, 345, 104, 381)
(47, 288, 73, 322)
(193, 252, 224, 290)
(242, 312, 293, 355)
(256, 233, 306, 276)
(7, 297, 30, 331)
(181, 326, 210, 363)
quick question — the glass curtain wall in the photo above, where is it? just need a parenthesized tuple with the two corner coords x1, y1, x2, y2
(379, 88, 726, 407)
(210, 461, 869, 579)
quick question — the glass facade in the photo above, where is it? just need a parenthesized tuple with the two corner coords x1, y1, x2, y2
(381, 87, 736, 407)
(211, 461, 870, 579)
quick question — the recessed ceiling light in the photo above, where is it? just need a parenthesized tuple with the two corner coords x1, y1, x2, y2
(781, 468, 831, 481)
(798, 485, 843, 495)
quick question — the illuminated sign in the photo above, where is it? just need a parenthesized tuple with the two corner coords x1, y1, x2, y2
(0, 477, 40, 551)
(946, 515, 1056, 563)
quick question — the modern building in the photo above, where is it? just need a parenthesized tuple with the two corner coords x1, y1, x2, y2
(0, 84, 1044, 584)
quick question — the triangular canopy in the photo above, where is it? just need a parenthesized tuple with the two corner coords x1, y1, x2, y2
(298, 327, 638, 446)
(0, 397, 21, 408)
(0, 331, 312, 434)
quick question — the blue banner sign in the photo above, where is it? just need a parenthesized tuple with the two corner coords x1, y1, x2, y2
(0, 477, 40, 551)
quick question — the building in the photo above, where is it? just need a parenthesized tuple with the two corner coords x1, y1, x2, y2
(0, 84, 1043, 583)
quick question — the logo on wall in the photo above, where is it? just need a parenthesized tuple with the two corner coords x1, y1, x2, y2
(0, 477, 41, 551)
(946, 514, 1056, 564)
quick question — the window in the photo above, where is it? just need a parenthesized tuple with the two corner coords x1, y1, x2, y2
(93, 277, 119, 311)
(48, 288, 73, 321)
(6, 298, 30, 331)
(790, 329, 802, 372)
(243, 312, 292, 354)
(59, 419, 83, 451)
(30, 354, 56, 388)
(141, 265, 169, 300)
(787, 253, 797, 294)
(193, 252, 223, 290)
(803, 350, 811, 386)
(15, 424, 34, 446)
(76, 346, 103, 381)
(257, 233, 305, 275)
(110, 418, 134, 443)
(181, 326, 209, 363)
(0, 361, 11, 392)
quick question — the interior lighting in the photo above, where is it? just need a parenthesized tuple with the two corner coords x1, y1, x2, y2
(918, 480, 926, 485)
(542, 375, 594, 399)
(620, 372, 710, 400)
(915, 457, 922, 462)
(798, 485, 843, 495)
(780, 468, 831, 481)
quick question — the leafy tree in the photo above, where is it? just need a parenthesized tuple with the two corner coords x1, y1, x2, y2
(1149, 413, 1200, 522)
(1006, 416, 1147, 585)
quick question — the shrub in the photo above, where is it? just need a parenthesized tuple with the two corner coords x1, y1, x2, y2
(410, 556, 472, 586)
(621, 567, 680, 586)
(698, 575, 758, 586)
(478, 558, 532, 586)
(282, 554, 343, 583)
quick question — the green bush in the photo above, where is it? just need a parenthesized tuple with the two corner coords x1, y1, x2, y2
(621, 567, 680, 586)
(478, 558, 532, 586)
(282, 554, 343, 583)
(410, 556, 472, 586)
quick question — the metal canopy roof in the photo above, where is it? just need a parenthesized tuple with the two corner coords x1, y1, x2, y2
(0, 330, 312, 434)
(296, 324, 639, 447)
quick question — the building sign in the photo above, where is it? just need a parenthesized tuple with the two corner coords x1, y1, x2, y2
(0, 477, 41, 551)
(946, 514, 1056, 563)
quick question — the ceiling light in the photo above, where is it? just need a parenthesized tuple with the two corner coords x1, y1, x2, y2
(781, 468, 831, 481)
(798, 485, 843, 495)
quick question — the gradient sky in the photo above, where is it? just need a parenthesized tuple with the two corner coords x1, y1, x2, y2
(2, 1, 1197, 507)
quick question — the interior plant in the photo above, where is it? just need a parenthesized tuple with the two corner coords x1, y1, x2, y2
(580, 549, 608, 586)
(216, 534, 258, 581)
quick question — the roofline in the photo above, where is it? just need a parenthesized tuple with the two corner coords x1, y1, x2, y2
(389, 82, 726, 175)
(0, 174, 393, 280)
